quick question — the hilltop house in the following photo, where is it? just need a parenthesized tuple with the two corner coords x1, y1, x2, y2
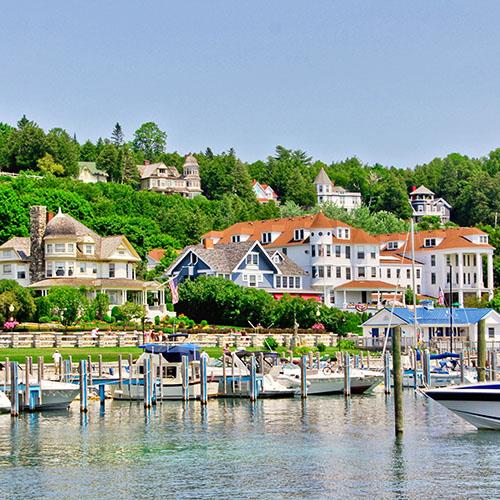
(77, 162, 109, 183)
(313, 167, 362, 210)
(252, 180, 279, 204)
(0, 206, 166, 317)
(409, 185, 451, 223)
(165, 240, 317, 300)
(192, 213, 494, 309)
(137, 154, 202, 198)
(361, 307, 500, 343)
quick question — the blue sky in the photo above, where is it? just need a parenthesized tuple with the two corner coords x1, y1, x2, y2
(2, 1, 500, 167)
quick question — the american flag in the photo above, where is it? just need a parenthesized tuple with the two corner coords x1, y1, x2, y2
(169, 276, 179, 305)
(438, 287, 445, 306)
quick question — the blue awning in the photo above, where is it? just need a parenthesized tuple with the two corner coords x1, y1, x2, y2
(141, 343, 201, 362)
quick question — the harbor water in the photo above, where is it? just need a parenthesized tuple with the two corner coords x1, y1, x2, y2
(0, 392, 499, 499)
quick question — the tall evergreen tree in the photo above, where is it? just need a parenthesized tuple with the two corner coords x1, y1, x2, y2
(111, 122, 124, 146)
(45, 128, 80, 177)
(122, 145, 140, 188)
(80, 140, 97, 162)
(96, 143, 119, 182)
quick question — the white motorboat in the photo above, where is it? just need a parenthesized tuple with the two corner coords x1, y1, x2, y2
(425, 382, 500, 430)
(110, 344, 219, 401)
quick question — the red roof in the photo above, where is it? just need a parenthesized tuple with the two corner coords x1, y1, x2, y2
(336, 280, 398, 290)
(148, 248, 165, 262)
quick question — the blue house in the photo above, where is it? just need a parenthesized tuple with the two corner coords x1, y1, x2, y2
(361, 306, 500, 343)
(165, 240, 306, 294)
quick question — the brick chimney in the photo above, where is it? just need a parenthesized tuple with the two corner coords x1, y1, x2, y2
(203, 238, 214, 250)
(30, 206, 47, 283)
(47, 211, 55, 222)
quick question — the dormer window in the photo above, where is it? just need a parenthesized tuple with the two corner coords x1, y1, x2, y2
(294, 229, 304, 241)
(55, 243, 65, 253)
(246, 253, 259, 266)
(189, 253, 198, 265)
(273, 254, 282, 264)
(261, 232, 272, 244)
(479, 235, 488, 244)
(424, 238, 436, 248)
(336, 228, 350, 239)
(387, 241, 399, 250)
(84, 244, 94, 255)
(231, 235, 240, 243)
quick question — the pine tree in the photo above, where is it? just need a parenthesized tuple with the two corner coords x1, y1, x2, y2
(111, 123, 124, 146)
(122, 145, 140, 188)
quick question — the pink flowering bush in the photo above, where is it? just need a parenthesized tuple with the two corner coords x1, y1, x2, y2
(3, 321, 19, 330)
(312, 322, 325, 331)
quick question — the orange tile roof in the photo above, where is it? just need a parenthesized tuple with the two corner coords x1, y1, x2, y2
(336, 280, 398, 290)
(148, 248, 165, 262)
(379, 227, 493, 253)
(202, 214, 379, 247)
(379, 251, 423, 266)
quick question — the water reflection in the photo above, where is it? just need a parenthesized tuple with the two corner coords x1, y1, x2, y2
(0, 393, 498, 498)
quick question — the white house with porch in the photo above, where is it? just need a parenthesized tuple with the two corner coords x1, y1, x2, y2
(0, 206, 167, 319)
(361, 307, 500, 344)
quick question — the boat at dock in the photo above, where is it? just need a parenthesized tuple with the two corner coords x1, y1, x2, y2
(110, 344, 219, 401)
(0, 390, 10, 413)
(425, 383, 500, 430)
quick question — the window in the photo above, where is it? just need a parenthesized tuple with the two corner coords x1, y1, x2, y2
(189, 253, 198, 265)
(335, 246, 341, 258)
(346, 268, 351, 280)
(417, 285, 421, 294)
(289, 277, 294, 288)
(326, 245, 331, 257)
(311, 245, 316, 258)
(488, 327, 495, 339)
(480, 235, 488, 243)
(336, 267, 341, 278)
(276, 276, 282, 288)
(55, 243, 65, 253)
(431, 255, 436, 266)
(2, 264, 11, 274)
(446, 272, 450, 284)
(231, 235, 241, 243)
(282, 276, 288, 288)
(431, 273, 436, 285)
(407, 269, 411, 279)
(387, 241, 399, 250)
(416, 269, 421, 279)
(424, 238, 436, 248)
(294, 229, 304, 241)
(358, 267, 365, 278)
(273, 254, 281, 264)
(109, 263, 115, 278)
(80, 263, 86, 273)
(261, 232, 272, 244)
(371, 267, 377, 278)
(295, 277, 301, 288)
(248, 275, 257, 287)
(326, 266, 332, 278)
(386, 269, 391, 279)
(68, 243, 74, 253)
(84, 244, 94, 255)
(474, 273, 477, 284)
(318, 266, 324, 278)
(370, 250, 376, 259)
(1, 249, 11, 258)
(46, 244, 53, 254)
(345, 246, 351, 259)
(46, 263, 53, 277)
(246, 253, 259, 266)
(396, 269, 401, 279)
(17, 271, 26, 279)
(55, 263, 65, 276)
(446, 255, 451, 265)
(92, 264, 97, 274)
(357, 250, 365, 260)
(455, 255, 459, 266)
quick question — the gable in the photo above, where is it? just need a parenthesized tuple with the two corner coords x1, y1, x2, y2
(362, 309, 408, 327)
(233, 241, 280, 273)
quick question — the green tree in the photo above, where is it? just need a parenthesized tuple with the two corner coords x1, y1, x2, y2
(47, 286, 87, 326)
(0, 184, 30, 244)
(45, 128, 80, 177)
(37, 153, 65, 176)
(0, 122, 14, 167)
(111, 122, 124, 146)
(119, 301, 146, 322)
(0, 280, 36, 323)
(96, 142, 120, 182)
(132, 122, 167, 161)
(6, 118, 47, 171)
(122, 145, 140, 188)
(79, 140, 97, 161)
(92, 292, 110, 321)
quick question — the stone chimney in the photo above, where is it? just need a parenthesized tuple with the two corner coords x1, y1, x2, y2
(30, 206, 47, 283)
(203, 238, 214, 250)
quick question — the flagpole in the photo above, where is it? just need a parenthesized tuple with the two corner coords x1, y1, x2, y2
(449, 264, 453, 353)
(410, 219, 418, 345)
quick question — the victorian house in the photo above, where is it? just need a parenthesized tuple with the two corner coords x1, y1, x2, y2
(252, 180, 279, 204)
(409, 185, 451, 223)
(0, 206, 166, 317)
(313, 167, 362, 210)
(137, 154, 202, 198)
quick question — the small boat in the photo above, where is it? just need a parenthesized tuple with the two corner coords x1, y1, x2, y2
(425, 382, 500, 430)
(110, 343, 219, 401)
(0, 390, 10, 413)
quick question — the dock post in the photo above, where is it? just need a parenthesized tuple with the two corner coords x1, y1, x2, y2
(392, 326, 403, 436)
(128, 354, 133, 399)
(231, 352, 236, 394)
(384, 352, 391, 394)
(423, 349, 431, 386)
(143, 357, 151, 408)
(459, 352, 465, 384)
(315, 351, 321, 370)
(222, 354, 227, 395)
(491, 350, 497, 382)
(366, 351, 370, 369)
(79, 360, 88, 413)
(24, 356, 31, 409)
(37, 356, 43, 405)
(289, 350, 293, 363)
(308, 351, 313, 369)
(68, 355, 72, 379)
(200, 352, 208, 405)
(411, 348, 418, 390)
(3, 357, 9, 391)
(98, 383, 106, 407)
(354, 354, 360, 369)
(478, 319, 486, 382)
(87, 355, 93, 386)
(98, 355, 103, 378)
(181, 355, 189, 401)
(343, 352, 351, 397)
(151, 356, 157, 406)
(118, 355, 123, 390)
(249, 354, 257, 402)
(157, 353, 163, 402)
(58, 356, 63, 382)
(300, 355, 307, 399)
(10, 362, 19, 417)
(64, 359, 71, 383)
(359, 351, 364, 368)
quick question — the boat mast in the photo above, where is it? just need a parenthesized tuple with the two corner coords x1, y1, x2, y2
(449, 263, 453, 353)
(410, 219, 418, 343)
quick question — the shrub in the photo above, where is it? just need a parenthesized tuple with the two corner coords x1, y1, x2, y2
(111, 306, 125, 321)
(264, 336, 278, 351)
(35, 296, 51, 322)
(103, 314, 114, 323)
(200, 320, 208, 327)
(295, 346, 311, 356)
(38, 316, 51, 323)
(154, 315, 160, 326)
(51, 315, 60, 322)
(316, 342, 327, 353)
(163, 327, 173, 334)
(337, 339, 356, 350)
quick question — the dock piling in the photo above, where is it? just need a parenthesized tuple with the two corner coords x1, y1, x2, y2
(392, 326, 403, 436)
(384, 352, 391, 394)
(143, 357, 152, 408)
(128, 354, 133, 398)
(87, 355, 93, 386)
(491, 350, 497, 382)
(423, 349, 431, 386)
(37, 356, 43, 405)
(200, 352, 208, 405)
(181, 355, 189, 401)
(222, 354, 227, 395)
(79, 360, 88, 413)
(478, 319, 486, 382)
(343, 352, 351, 397)
(3, 357, 9, 391)
(300, 355, 307, 399)
(259, 352, 265, 376)
(98, 355, 103, 378)
(315, 351, 321, 370)
(10, 362, 19, 417)
(118, 355, 123, 390)
(98, 383, 106, 407)
(459, 352, 465, 384)
(24, 357, 31, 409)
(249, 354, 257, 402)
